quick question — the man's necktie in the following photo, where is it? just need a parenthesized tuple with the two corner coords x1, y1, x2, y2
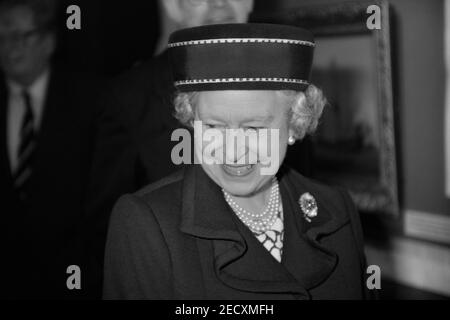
(13, 90, 36, 201)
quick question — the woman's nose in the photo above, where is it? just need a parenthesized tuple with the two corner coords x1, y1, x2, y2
(225, 131, 249, 164)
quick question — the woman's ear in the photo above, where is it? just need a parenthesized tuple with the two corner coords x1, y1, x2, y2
(287, 129, 297, 146)
(160, 0, 184, 25)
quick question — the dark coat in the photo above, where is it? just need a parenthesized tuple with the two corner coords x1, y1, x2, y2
(0, 67, 101, 299)
(103, 165, 372, 300)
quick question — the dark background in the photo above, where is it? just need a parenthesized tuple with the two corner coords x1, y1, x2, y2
(55, 0, 160, 76)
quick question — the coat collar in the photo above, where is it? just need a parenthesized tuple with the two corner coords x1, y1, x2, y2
(278, 166, 350, 290)
(180, 165, 349, 297)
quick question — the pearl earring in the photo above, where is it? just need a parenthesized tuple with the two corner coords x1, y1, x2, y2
(288, 136, 296, 145)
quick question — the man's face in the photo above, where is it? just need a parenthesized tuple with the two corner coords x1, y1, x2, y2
(0, 5, 54, 85)
(178, 0, 253, 27)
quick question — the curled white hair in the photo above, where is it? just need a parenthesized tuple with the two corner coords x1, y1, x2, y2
(285, 85, 327, 139)
(173, 85, 327, 140)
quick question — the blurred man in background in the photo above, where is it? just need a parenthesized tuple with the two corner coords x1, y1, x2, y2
(84, 0, 254, 298)
(0, 0, 100, 298)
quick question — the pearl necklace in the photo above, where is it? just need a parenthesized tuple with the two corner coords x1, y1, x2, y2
(222, 177, 280, 234)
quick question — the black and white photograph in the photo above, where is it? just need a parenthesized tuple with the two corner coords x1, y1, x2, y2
(0, 0, 448, 308)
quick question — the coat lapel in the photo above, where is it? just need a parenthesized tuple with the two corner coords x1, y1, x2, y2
(279, 167, 350, 290)
(30, 68, 61, 178)
(180, 165, 349, 297)
(180, 166, 307, 296)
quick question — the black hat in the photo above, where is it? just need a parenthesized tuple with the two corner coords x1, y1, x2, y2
(168, 23, 315, 92)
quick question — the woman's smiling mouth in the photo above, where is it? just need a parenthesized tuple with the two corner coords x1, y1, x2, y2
(222, 163, 256, 177)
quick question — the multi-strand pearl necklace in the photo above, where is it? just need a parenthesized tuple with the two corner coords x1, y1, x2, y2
(222, 176, 280, 234)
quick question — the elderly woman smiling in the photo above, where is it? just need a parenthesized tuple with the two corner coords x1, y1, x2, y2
(174, 86, 325, 172)
(103, 23, 372, 300)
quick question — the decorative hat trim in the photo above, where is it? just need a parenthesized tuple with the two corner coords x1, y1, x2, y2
(168, 38, 315, 48)
(174, 78, 310, 87)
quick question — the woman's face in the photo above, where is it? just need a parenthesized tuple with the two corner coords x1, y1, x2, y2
(194, 90, 293, 197)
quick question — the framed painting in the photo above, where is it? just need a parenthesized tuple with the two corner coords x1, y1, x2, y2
(254, 0, 399, 216)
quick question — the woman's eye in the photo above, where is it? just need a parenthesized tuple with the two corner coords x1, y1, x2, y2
(245, 127, 264, 132)
(204, 124, 224, 129)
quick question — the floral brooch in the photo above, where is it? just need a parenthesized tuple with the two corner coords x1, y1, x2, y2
(299, 192, 318, 222)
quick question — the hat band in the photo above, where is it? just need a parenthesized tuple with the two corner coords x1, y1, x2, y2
(175, 78, 309, 86)
(170, 42, 314, 88)
(168, 38, 315, 48)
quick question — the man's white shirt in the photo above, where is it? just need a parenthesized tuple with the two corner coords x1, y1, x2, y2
(6, 69, 50, 172)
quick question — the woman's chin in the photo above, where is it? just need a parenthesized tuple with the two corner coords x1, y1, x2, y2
(222, 163, 257, 177)
(217, 164, 265, 196)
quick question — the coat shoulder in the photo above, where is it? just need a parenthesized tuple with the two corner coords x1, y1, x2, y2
(107, 168, 186, 255)
(130, 168, 185, 224)
(135, 168, 184, 197)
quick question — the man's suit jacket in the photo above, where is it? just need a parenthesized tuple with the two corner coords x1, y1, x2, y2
(103, 165, 372, 300)
(0, 66, 101, 299)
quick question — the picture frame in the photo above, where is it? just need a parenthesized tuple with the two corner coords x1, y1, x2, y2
(254, 0, 400, 216)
